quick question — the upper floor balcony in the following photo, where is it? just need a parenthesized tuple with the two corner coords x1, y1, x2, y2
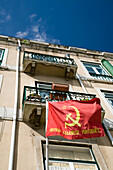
(23, 51, 77, 79)
(22, 86, 105, 127)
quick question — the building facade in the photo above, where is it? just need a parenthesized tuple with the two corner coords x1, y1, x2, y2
(0, 35, 113, 170)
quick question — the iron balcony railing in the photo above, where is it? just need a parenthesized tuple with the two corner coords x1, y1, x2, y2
(90, 73, 113, 82)
(24, 51, 77, 66)
(22, 86, 96, 110)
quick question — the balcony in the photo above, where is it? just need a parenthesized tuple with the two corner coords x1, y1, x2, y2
(22, 86, 105, 127)
(23, 51, 77, 79)
(90, 73, 113, 82)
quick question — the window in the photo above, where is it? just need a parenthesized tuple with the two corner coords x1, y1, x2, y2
(82, 61, 113, 81)
(35, 81, 52, 90)
(42, 142, 99, 170)
(35, 82, 70, 102)
(82, 61, 108, 76)
(0, 49, 5, 66)
(25, 82, 70, 104)
(35, 81, 52, 102)
(101, 90, 113, 109)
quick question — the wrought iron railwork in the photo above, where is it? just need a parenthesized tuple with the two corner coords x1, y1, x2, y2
(90, 73, 113, 82)
(24, 51, 77, 66)
(22, 86, 96, 110)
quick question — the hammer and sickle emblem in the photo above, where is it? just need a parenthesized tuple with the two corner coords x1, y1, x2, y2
(65, 106, 81, 128)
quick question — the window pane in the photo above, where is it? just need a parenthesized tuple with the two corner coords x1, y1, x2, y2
(108, 99, 113, 107)
(83, 63, 99, 68)
(83, 63, 99, 74)
(36, 82, 52, 89)
(96, 68, 108, 75)
(101, 90, 113, 108)
(43, 144, 94, 161)
(39, 84, 52, 89)
(73, 163, 97, 170)
(83, 62, 108, 76)
(86, 67, 95, 74)
(0, 49, 3, 60)
(104, 93, 113, 98)
(0, 54, 2, 60)
(49, 161, 70, 170)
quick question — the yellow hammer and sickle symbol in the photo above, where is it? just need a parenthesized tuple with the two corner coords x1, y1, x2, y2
(65, 106, 81, 128)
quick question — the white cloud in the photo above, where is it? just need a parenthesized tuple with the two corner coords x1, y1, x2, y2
(16, 31, 28, 38)
(15, 15, 60, 44)
(6, 14, 11, 21)
(34, 31, 47, 42)
(16, 26, 60, 44)
(32, 25, 39, 33)
(0, 9, 11, 23)
(51, 38, 60, 44)
(33, 29, 60, 44)
(29, 14, 37, 19)
(32, 29, 60, 44)
(38, 17, 42, 23)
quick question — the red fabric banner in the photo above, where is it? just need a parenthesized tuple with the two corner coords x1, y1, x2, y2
(46, 98, 105, 140)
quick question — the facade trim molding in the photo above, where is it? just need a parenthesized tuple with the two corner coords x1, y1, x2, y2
(1, 35, 113, 59)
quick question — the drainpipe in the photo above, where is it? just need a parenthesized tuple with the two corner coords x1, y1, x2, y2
(76, 73, 113, 145)
(76, 73, 88, 93)
(103, 120, 113, 145)
(8, 40, 21, 170)
(45, 96, 49, 170)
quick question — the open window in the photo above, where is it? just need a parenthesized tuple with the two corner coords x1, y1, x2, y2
(82, 61, 108, 75)
(50, 83, 69, 101)
(82, 61, 113, 82)
(42, 142, 100, 170)
(35, 81, 69, 102)
(35, 81, 52, 103)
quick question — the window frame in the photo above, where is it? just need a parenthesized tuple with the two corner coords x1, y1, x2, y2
(35, 81, 73, 92)
(0, 49, 5, 66)
(82, 61, 109, 76)
(101, 90, 113, 109)
(35, 81, 52, 90)
(42, 141, 100, 170)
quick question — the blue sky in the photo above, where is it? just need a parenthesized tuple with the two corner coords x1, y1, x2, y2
(0, 0, 113, 52)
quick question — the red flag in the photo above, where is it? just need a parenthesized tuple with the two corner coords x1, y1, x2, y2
(46, 98, 105, 140)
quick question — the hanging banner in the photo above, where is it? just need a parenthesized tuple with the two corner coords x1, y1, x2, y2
(46, 98, 105, 140)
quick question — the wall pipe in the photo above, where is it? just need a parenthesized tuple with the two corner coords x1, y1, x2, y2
(103, 120, 113, 145)
(45, 96, 49, 170)
(76, 73, 88, 93)
(76, 73, 113, 145)
(8, 40, 21, 170)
